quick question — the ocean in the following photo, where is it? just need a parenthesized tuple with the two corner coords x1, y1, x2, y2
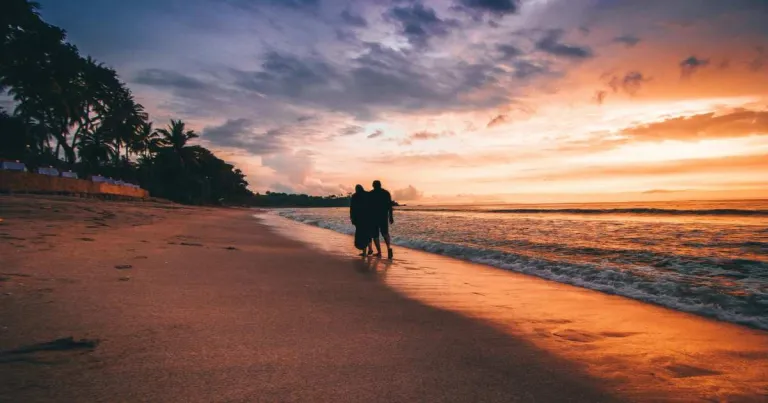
(276, 199, 768, 330)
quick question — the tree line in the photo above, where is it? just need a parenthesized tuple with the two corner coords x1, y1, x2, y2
(0, 0, 253, 205)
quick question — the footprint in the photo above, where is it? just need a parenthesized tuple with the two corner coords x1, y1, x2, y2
(114, 265, 133, 270)
(180, 242, 203, 247)
(80, 238, 95, 242)
(224, 246, 239, 251)
(600, 331, 640, 338)
(134, 256, 148, 260)
(553, 329, 604, 343)
(543, 319, 573, 325)
(665, 364, 722, 378)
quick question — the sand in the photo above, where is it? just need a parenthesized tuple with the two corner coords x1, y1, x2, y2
(0, 195, 765, 402)
(0, 195, 613, 402)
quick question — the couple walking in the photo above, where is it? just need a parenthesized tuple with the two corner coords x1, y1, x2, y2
(350, 180, 394, 259)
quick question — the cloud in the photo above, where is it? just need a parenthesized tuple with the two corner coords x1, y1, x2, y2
(608, 71, 650, 95)
(409, 131, 441, 141)
(217, 0, 319, 11)
(593, 90, 607, 105)
(338, 125, 364, 136)
(340, 9, 367, 27)
(367, 129, 384, 139)
(487, 114, 508, 127)
(497, 44, 523, 60)
(399, 130, 454, 145)
(262, 150, 313, 184)
(229, 42, 514, 119)
(203, 118, 286, 154)
(536, 30, 593, 59)
(456, 0, 520, 17)
(134, 69, 210, 90)
(613, 34, 641, 48)
(622, 109, 768, 141)
(680, 56, 710, 78)
(478, 153, 768, 183)
(393, 185, 424, 201)
(233, 51, 337, 99)
(385, 3, 458, 47)
(512, 60, 551, 79)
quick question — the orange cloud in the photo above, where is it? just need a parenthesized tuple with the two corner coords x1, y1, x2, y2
(622, 109, 768, 140)
(512, 153, 768, 182)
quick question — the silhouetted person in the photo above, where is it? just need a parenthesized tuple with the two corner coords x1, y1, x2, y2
(350, 184, 373, 256)
(369, 180, 394, 259)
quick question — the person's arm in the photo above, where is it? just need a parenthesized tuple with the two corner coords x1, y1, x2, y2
(388, 192, 394, 224)
(349, 198, 356, 225)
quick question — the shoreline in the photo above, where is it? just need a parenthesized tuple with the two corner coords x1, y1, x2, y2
(1, 195, 765, 401)
(0, 195, 614, 402)
(262, 211, 768, 401)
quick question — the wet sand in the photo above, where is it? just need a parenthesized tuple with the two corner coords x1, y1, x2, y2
(0, 195, 613, 402)
(263, 213, 768, 401)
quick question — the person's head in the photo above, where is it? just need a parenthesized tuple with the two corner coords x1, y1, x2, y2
(372, 180, 382, 190)
(355, 184, 364, 194)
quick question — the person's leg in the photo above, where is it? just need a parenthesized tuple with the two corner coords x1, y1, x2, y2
(371, 224, 382, 255)
(381, 222, 393, 258)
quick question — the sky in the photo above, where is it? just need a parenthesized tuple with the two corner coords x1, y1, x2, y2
(37, 0, 768, 203)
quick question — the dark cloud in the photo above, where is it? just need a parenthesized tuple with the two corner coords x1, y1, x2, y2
(338, 125, 364, 136)
(385, 3, 458, 47)
(134, 69, 210, 90)
(536, 30, 593, 59)
(497, 44, 523, 60)
(613, 34, 640, 48)
(608, 71, 650, 95)
(679, 56, 710, 78)
(217, 0, 319, 10)
(231, 43, 513, 119)
(623, 109, 768, 140)
(296, 115, 314, 122)
(513, 60, 551, 79)
(393, 185, 424, 201)
(367, 129, 384, 139)
(203, 118, 286, 154)
(456, 0, 520, 17)
(233, 51, 337, 98)
(340, 9, 367, 27)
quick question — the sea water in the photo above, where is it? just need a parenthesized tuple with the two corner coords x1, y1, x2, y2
(277, 199, 768, 330)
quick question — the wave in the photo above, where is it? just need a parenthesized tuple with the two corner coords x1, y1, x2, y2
(277, 211, 768, 330)
(405, 207, 768, 217)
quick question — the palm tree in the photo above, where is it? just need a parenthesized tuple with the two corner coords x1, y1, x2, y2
(132, 121, 162, 158)
(156, 119, 200, 168)
(77, 126, 116, 169)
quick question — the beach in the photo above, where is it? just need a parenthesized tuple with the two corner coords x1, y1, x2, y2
(1, 195, 766, 402)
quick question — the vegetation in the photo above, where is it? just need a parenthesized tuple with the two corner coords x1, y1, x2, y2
(0, 0, 355, 207)
(249, 192, 350, 208)
(0, 0, 251, 205)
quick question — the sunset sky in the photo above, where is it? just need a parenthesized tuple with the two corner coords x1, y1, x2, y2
(38, 0, 768, 203)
